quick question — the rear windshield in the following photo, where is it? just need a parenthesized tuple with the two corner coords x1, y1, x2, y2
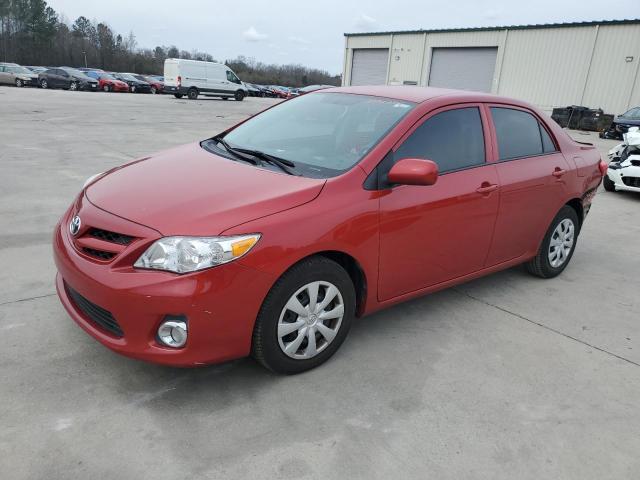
(220, 93, 414, 178)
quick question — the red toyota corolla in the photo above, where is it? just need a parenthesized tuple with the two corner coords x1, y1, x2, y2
(53, 86, 605, 373)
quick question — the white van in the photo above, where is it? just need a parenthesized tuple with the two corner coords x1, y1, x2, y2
(163, 58, 249, 101)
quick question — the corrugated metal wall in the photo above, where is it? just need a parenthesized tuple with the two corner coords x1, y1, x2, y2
(344, 23, 640, 114)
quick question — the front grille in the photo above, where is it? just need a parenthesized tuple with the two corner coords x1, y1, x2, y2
(622, 176, 640, 188)
(66, 285, 124, 337)
(88, 228, 134, 245)
(82, 247, 115, 260)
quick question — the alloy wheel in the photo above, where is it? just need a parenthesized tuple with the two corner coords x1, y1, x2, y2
(277, 281, 345, 360)
(16, 79, 23, 87)
(70, 82, 78, 91)
(548, 219, 575, 268)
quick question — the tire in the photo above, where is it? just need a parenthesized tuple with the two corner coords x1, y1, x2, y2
(603, 175, 616, 192)
(131, 85, 136, 93)
(222, 97, 228, 100)
(252, 256, 356, 374)
(174, 93, 183, 99)
(234, 90, 245, 101)
(103, 84, 111, 92)
(187, 88, 198, 100)
(526, 205, 580, 279)
(15, 78, 23, 87)
(151, 86, 157, 94)
(69, 81, 78, 91)
(40, 79, 48, 89)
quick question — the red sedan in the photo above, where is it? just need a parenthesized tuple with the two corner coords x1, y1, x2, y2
(96, 73, 129, 92)
(53, 86, 605, 373)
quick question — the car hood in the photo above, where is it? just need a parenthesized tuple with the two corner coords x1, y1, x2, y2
(85, 142, 326, 236)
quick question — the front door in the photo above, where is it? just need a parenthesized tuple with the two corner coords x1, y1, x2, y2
(378, 105, 500, 301)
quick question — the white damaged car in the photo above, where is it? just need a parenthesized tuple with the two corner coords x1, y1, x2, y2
(604, 126, 640, 193)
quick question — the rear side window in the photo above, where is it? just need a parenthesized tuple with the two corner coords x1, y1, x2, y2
(395, 107, 485, 173)
(491, 107, 556, 160)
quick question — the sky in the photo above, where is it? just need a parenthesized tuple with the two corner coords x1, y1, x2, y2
(47, 0, 639, 74)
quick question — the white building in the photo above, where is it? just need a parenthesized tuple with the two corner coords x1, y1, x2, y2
(342, 20, 640, 114)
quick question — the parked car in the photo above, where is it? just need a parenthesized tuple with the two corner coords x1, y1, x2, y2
(252, 84, 277, 97)
(244, 82, 262, 97)
(603, 126, 640, 193)
(600, 106, 640, 139)
(85, 71, 130, 92)
(0, 64, 39, 87)
(163, 58, 248, 100)
(38, 67, 98, 91)
(53, 86, 605, 374)
(269, 85, 292, 99)
(111, 73, 151, 93)
(133, 74, 163, 94)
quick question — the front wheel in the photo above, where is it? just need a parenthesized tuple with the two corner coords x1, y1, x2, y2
(234, 90, 245, 101)
(603, 175, 616, 192)
(131, 85, 136, 93)
(69, 81, 78, 91)
(103, 84, 111, 92)
(526, 206, 579, 278)
(40, 79, 48, 89)
(15, 78, 23, 87)
(252, 257, 355, 374)
(174, 93, 183, 99)
(150, 86, 157, 94)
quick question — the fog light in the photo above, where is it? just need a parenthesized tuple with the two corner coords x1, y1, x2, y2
(157, 317, 188, 348)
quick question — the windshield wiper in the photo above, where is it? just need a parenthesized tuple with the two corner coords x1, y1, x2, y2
(213, 136, 259, 165)
(231, 147, 298, 175)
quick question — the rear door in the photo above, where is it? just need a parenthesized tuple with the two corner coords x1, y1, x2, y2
(484, 105, 571, 265)
(0, 66, 9, 84)
(378, 104, 500, 301)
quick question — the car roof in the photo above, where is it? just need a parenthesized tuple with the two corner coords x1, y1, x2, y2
(320, 85, 526, 107)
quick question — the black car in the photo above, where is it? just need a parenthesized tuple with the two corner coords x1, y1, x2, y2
(112, 73, 151, 93)
(38, 67, 98, 91)
(601, 107, 640, 139)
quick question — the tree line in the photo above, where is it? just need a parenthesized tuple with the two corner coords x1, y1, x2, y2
(0, 0, 341, 87)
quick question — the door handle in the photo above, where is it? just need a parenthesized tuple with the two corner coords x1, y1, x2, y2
(552, 168, 567, 178)
(476, 183, 498, 194)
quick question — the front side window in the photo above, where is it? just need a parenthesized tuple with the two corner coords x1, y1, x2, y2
(394, 107, 486, 173)
(491, 107, 555, 160)
(219, 93, 414, 178)
(226, 70, 240, 84)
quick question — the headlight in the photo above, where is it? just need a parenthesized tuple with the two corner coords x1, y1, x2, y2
(134, 234, 261, 273)
(83, 172, 105, 189)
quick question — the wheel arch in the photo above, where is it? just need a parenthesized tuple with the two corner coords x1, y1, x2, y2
(268, 250, 368, 317)
(565, 198, 584, 229)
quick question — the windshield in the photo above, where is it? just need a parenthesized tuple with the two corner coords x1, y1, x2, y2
(100, 73, 116, 80)
(621, 108, 640, 119)
(62, 68, 92, 80)
(221, 93, 414, 177)
(9, 66, 32, 74)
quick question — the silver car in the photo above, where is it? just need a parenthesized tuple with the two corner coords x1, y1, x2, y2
(0, 64, 39, 87)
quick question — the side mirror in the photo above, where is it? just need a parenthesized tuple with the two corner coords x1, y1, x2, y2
(387, 158, 439, 186)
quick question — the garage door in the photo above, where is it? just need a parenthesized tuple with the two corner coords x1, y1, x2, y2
(350, 49, 389, 86)
(428, 47, 498, 93)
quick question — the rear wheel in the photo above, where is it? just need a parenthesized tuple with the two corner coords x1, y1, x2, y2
(526, 206, 579, 278)
(131, 85, 136, 93)
(603, 175, 616, 192)
(234, 90, 245, 101)
(252, 257, 355, 374)
(187, 88, 198, 100)
(174, 93, 183, 99)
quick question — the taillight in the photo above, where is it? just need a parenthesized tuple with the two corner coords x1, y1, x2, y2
(177, 75, 181, 87)
(598, 160, 608, 176)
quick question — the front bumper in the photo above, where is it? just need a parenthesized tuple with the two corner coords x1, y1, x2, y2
(606, 166, 640, 193)
(53, 198, 275, 366)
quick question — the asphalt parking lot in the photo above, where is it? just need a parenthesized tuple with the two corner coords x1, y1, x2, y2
(1, 86, 639, 479)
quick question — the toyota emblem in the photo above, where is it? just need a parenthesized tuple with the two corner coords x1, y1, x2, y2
(69, 215, 81, 236)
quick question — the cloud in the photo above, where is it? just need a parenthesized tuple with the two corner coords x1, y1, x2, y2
(288, 36, 311, 45)
(354, 13, 379, 31)
(242, 26, 268, 42)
